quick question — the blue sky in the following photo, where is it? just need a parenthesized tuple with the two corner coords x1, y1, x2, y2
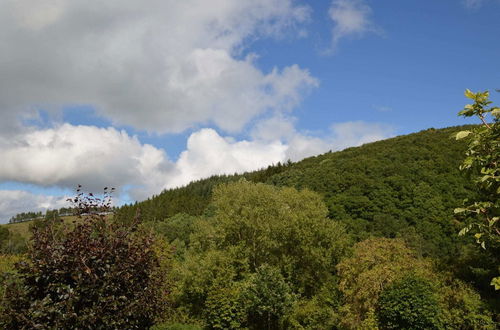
(0, 0, 498, 222)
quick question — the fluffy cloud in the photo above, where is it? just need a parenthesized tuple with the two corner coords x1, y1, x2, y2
(165, 129, 287, 189)
(328, 0, 378, 50)
(0, 120, 393, 207)
(163, 121, 394, 190)
(0, 124, 172, 196)
(0, 0, 316, 134)
(0, 1, 397, 222)
(0, 190, 68, 222)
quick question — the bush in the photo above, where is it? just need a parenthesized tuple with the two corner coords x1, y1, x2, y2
(0, 226, 27, 254)
(377, 274, 442, 329)
(0, 188, 170, 328)
(336, 238, 434, 328)
(204, 282, 246, 330)
(243, 264, 296, 329)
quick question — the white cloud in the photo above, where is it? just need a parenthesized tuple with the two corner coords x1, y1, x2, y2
(0, 124, 172, 196)
(165, 128, 287, 189)
(252, 115, 394, 160)
(0, 0, 316, 134)
(328, 0, 378, 50)
(0, 119, 394, 218)
(329, 121, 393, 150)
(0, 190, 68, 223)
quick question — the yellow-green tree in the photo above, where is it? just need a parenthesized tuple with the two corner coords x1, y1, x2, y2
(336, 237, 494, 329)
(192, 180, 350, 296)
(175, 180, 350, 328)
(336, 238, 433, 328)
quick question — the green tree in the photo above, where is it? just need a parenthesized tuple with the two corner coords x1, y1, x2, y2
(0, 227, 27, 254)
(199, 180, 350, 296)
(336, 238, 433, 328)
(377, 274, 442, 330)
(174, 181, 350, 328)
(455, 89, 500, 289)
(336, 237, 494, 329)
(243, 264, 296, 330)
(204, 282, 247, 330)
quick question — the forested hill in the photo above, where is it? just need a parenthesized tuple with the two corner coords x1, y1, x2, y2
(116, 125, 476, 260)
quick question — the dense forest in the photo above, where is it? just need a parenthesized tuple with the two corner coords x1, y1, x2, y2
(1, 115, 499, 328)
(117, 125, 480, 264)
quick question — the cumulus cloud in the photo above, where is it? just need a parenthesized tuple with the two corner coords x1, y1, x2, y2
(0, 0, 316, 134)
(165, 129, 288, 189)
(0, 1, 398, 221)
(0, 190, 68, 223)
(328, 0, 378, 50)
(0, 120, 394, 206)
(0, 124, 172, 196)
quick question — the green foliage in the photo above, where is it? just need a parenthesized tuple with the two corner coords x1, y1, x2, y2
(336, 237, 433, 328)
(174, 248, 246, 319)
(114, 162, 293, 224)
(0, 190, 170, 328)
(0, 254, 24, 315)
(0, 226, 27, 254)
(243, 264, 296, 329)
(206, 181, 349, 295)
(154, 213, 198, 245)
(455, 89, 499, 289)
(439, 278, 495, 329)
(377, 274, 442, 330)
(267, 127, 473, 262)
(173, 181, 350, 328)
(151, 213, 199, 260)
(8, 211, 43, 224)
(204, 282, 247, 330)
(121, 126, 475, 269)
(5, 124, 496, 325)
(337, 237, 495, 329)
(286, 298, 338, 330)
(285, 281, 341, 329)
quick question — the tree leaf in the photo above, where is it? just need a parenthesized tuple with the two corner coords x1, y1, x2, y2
(491, 108, 500, 118)
(491, 276, 500, 290)
(464, 89, 475, 99)
(455, 131, 471, 140)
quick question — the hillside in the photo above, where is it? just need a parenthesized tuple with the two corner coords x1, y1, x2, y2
(2, 215, 82, 238)
(116, 126, 476, 261)
(3, 125, 498, 327)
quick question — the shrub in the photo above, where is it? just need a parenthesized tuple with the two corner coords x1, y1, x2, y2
(204, 282, 246, 330)
(243, 264, 296, 329)
(0, 226, 27, 254)
(336, 238, 433, 328)
(377, 274, 442, 330)
(0, 188, 170, 328)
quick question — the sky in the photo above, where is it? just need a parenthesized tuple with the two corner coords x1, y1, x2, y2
(0, 0, 499, 222)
